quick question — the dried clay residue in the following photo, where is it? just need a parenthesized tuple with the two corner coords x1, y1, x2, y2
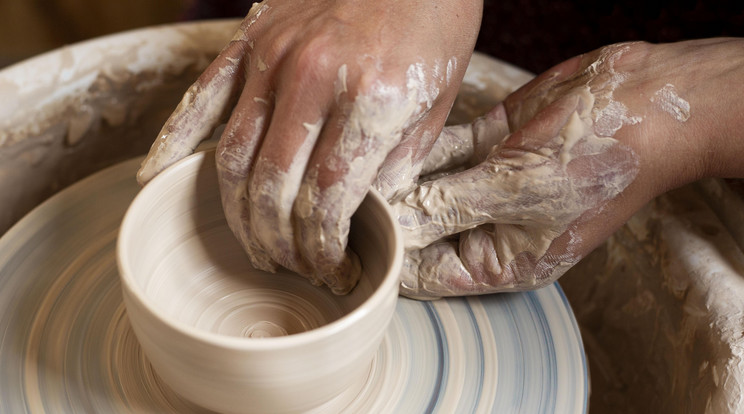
(650, 83, 690, 122)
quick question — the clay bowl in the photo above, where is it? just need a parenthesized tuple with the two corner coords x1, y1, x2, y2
(117, 150, 403, 413)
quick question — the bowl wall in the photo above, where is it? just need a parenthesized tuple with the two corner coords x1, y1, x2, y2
(118, 150, 402, 413)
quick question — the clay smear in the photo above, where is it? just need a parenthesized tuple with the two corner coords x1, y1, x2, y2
(651, 83, 690, 122)
(334, 64, 348, 100)
(587, 44, 643, 136)
(231, 2, 269, 43)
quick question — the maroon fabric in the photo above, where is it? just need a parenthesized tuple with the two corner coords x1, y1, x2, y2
(477, 0, 744, 73)
(184, 0, 744, 73)
(182, 0, 253, 20)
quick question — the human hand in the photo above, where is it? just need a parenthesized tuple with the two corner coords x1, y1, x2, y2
(393, 39, 744, 299)
(136, 0, 482, 293)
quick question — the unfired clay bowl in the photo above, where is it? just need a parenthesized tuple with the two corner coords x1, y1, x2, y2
(117, 150, 403, 414)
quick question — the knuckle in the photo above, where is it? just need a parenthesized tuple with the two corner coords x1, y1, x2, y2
(291, 35, 338, 84)
(215, 136, 252, 177)
(354, 68, 393, 98)
(258, 30, 292, 70)
(237, 1, 270, 34)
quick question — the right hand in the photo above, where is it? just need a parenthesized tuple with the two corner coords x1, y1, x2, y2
(136, 0, 482, 293)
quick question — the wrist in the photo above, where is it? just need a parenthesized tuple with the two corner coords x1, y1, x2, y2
(618, 39, 744, 200)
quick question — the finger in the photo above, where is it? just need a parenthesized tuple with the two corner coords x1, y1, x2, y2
(393, 94, 584, 250)
(376, 72, 477, 200)
(373, 104, 449, 202)
(419, 102, 512, 178)
(399, 226, 529, 300)
(136, 2, 276, 185)
(292, 104, 364, 294)
(215, 86, 278, 273)
(137, 39, 251, 185)
(503, 54, 585, 131)
(418, 123, 474, 177)
(457, 206, 624, 293)
(399, 228, 524, 299)
(399, 225, 570, 299)
(294, 74, 432, 293)
(248, 70, 334, 279)
(398, 239, 473, 300)
(459, 224, 554, 290)
(399, 224, 576, 299)
(469, 103, 511, 163)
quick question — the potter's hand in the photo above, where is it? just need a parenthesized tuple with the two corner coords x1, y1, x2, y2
(393, 39, 744, 299)
(136, 0, 481, 293)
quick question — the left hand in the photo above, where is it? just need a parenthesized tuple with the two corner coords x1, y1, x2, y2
(393, 39, 744, 299)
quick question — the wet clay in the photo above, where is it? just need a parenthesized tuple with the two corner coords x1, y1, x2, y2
(651, 83, 690, 122)
(561, 181, 744, 414)
(0, 20, 240, 235)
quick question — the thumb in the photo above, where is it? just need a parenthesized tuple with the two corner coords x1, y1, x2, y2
(419, 103, 511, 177)
(392, 94, 585, 250)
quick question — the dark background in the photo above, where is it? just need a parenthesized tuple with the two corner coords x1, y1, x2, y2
(477, 0, 744, 73)
(3, 1, 742, 72)
(184, 0, 744, 74)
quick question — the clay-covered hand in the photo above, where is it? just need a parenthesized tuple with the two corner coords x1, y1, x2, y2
(135, 0, 482, 293)
(393, 39, 744, 299)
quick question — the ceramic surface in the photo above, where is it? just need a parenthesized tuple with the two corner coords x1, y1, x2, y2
(117, 150, 402, 413)
(0, 156, 588, 413)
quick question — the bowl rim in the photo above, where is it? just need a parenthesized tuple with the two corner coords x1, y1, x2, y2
(117, 150, 403, 350)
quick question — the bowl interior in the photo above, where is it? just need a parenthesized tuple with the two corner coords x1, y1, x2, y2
(119, 150, 399, 341)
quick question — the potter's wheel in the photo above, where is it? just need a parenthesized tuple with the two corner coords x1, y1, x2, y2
(0, 156, 588, 413)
